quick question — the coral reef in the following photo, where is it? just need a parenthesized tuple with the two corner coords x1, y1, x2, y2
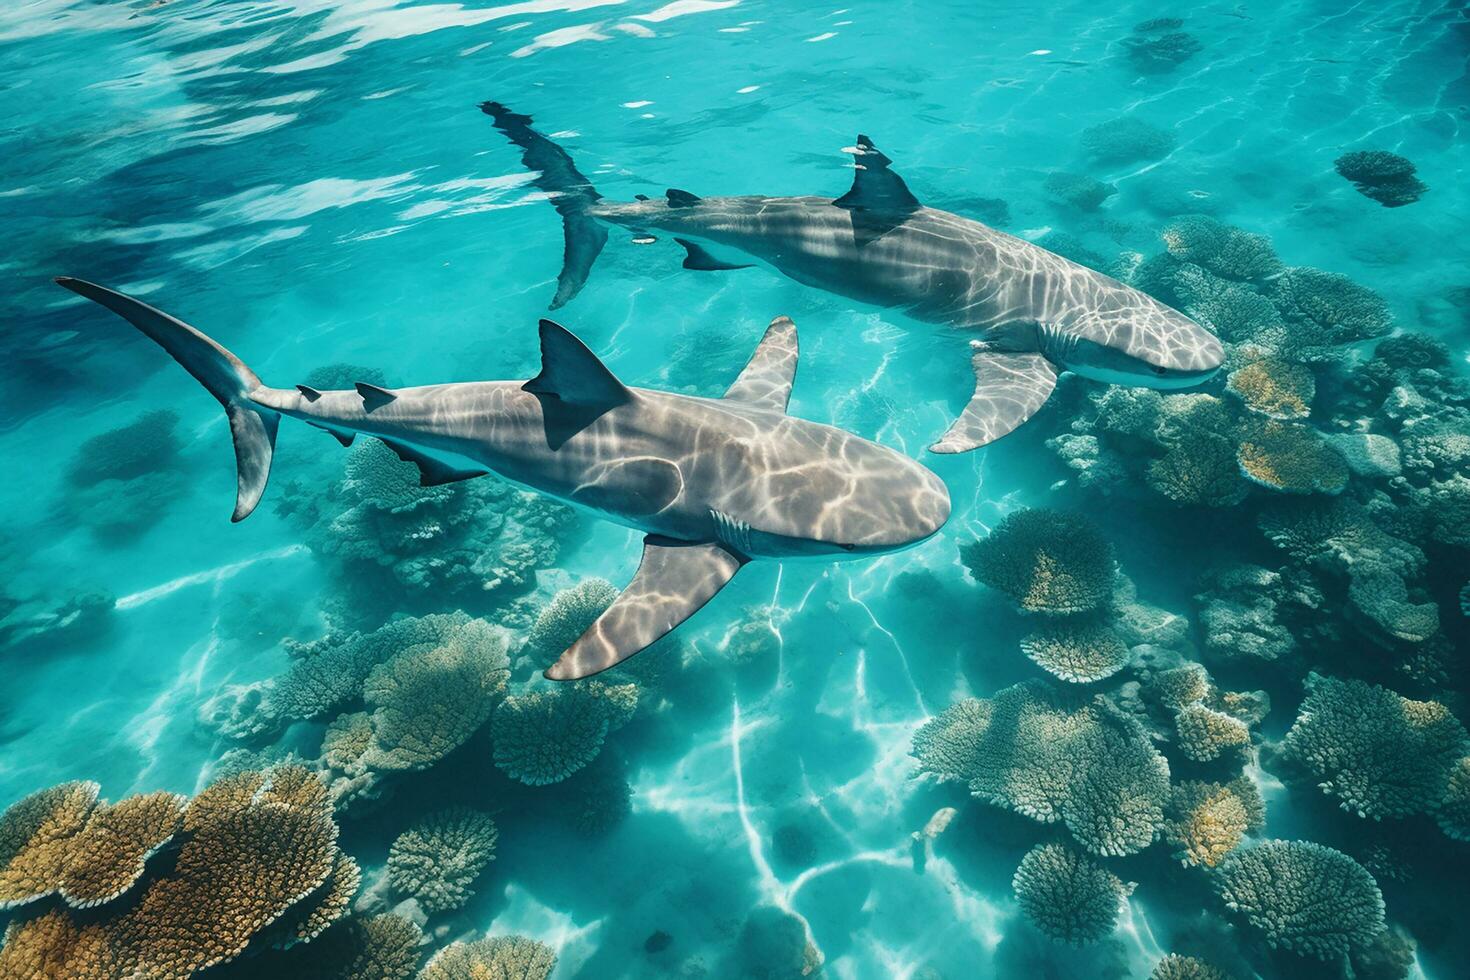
(1011, 842, 1127, 945)
(960, 509, 1116, 615)
(1080, 116, 1177, 164)
(1334, 150, 1427, 208)
(914, 681, 1170, 856)
(387, 807, 498, 913)
(1019, 615, 1130, 683)
(1122, 18, 1202, 75)
(1151, 953, 1234, 980)
(64, 410, 181, 488)
(1212, 840, 1385, 959)
(1043, 171, 1116, 211)
(490, 684, 634, 786)
(418, 935, 556, 980)
(1225, 357, 1314, 420)
(1175, 704, 1250, 763)
(1236, 421, 1348, 496)
(0, 781, 101, 910)
(0, 767, 355, 978)
(1161, 216, 1281, 282)
(1164, 778, 1263, 868)
(1282, 673, 1467, 821)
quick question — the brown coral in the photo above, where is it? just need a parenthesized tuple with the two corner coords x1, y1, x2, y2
(419, 934, 557, 980)
(1226, 357, 1315, 420)
(0, 781, 100, 909)
(1237, 421, 1348, 495)
(58, 792, 186, 909)
(1164, 779, 1260, 867)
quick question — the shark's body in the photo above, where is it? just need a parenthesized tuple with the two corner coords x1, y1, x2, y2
(57, 279, 949, 680)
(485, 104, 1225, 452)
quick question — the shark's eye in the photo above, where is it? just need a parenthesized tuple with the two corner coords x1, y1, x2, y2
(1151, 365, 1168, 376)
(840, 543, 857, 552)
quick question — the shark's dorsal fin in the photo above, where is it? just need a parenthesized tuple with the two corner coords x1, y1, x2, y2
(379, 438, 487, 487)
(724, 316, 799, 413)
(524, 319, 632, 409)
(355, 382, 397, 412)
(544, 535, 747, 680)
(296, 384, 323, 401)
(835, 135, 920, 213)
(929, 345, 1059, 453)
(666, 188, 702, 208)
(676, 238, 752, 272)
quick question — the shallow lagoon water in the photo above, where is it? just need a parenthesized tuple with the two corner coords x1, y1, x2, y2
(1, 1, 1468, 978)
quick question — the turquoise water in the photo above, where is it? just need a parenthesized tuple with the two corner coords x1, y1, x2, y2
(2, 1, 1468, 978)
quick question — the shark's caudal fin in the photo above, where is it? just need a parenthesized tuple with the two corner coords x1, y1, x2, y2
(55, 278, 280, 522)
(546, 536, 747, 680)
(480, 101, 607, 310)
(929, 345, 1059, 453)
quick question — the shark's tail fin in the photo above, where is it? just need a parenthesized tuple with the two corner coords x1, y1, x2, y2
(55, 277, 280, 522)
(480, 101, 607, 310)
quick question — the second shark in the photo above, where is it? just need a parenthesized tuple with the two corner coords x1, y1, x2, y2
(483, 102, 1224, 453)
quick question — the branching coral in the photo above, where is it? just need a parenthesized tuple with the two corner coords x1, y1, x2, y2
(1175, 704, 1250, 763)
(1346, 568, 1439, 644)
(1011, 843, 1127, 945)
(1147, 434, 1250, 507)
(1165, 779, 1261, 868)
(911, 698, 994, 782)
(1122, 18, 1202, 75)
(1282, 673, 1468, 819)
(1236, 421, 1348, 495)
(359, 617, 509, 771)
(1043, 171, 1116, 211)
(418, 935, 557, 980)
(0, 781, 100, 909)
(56, 792, 186, 909)
(65, 410, 181, 488)
(1258, 498, 1423, 579)
(918, 682, 1169, 855)
(1334, 150, 1426, 208)
(1020, 615, 1130, 683)
(960, 509, 1116, 615)
(526, 578, 618, 657)
(0, 767, 348, 979)
(491, 688, 614, 786)
(1226, 358, 1314, 420)
(1269, 267, 1392, 348)
(1212, 840, 1385, 959)
(387, 807, 498, 913)
(1161, 216, 1282, 281)
(1144, 663, 1211, 712)
(1436, 757, 1470, 841)
(1080, 116, 1176, 164)
(1151, 953, 1234, 980)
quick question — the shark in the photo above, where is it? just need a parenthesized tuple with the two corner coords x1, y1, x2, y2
(483, 102, 1225, 453)
(55, 278, 950, 680)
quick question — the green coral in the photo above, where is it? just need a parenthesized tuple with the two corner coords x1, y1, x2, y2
(1436, 757, 1470, 841)
(960, 509, 1116, 615)
(1019, 615, 1130, 683)
(387, 807, 498, 913)
(418, 935, 556, 980)
(1011, 843, 1127, 945)
(1080, 116, 1176, 164)
(911, 699, 994, 782)
(1282, 673, 1468, 819)
(1212, 840, 1385, 959)
(1147, 433, 1249, 507)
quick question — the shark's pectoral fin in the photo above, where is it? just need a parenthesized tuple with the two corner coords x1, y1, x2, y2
(724, 316, 799, 413)
(379, 438, 487, 487)
(546, 536, 747, 680)
(929, 347, 1059, 453)
(835, 135, 921, 213)
(676, 238, 752, 272)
